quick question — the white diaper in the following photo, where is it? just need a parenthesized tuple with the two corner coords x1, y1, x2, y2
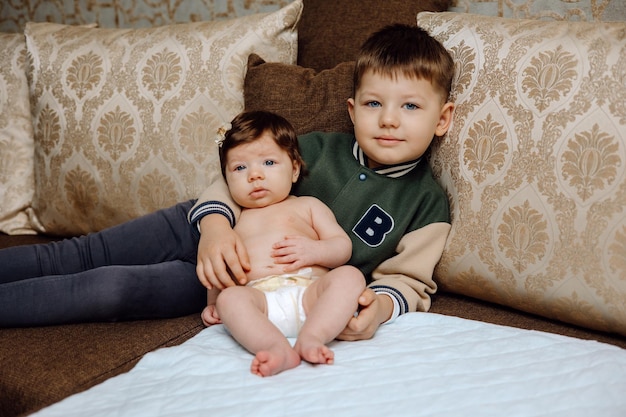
(247, 268, 314, 338)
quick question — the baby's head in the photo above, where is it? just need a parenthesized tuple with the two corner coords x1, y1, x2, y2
(353, 24, 454, 104)
(218, 110, 305, 180)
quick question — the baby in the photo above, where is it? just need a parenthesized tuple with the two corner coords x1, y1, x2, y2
(201, 110, 365, 377)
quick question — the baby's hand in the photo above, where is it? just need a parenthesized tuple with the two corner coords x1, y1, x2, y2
(201, 305, 221, 327)
(271, 235, 318, 272)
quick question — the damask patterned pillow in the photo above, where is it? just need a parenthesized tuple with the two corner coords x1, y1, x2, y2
(418, 12, 626, 335)
(25, 0, 302, 236)
(0, 33, 40, 235)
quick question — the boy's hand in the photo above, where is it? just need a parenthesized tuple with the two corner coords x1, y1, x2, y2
(337, 289, 392, 341)
(196, 214, 250, 289)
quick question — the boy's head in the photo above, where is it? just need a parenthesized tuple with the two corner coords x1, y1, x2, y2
(347, 24, 455, 168)
(218, 110, 305, 179)
(354, 24, 454, 104)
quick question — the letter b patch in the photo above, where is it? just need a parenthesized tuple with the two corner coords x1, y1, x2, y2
(352, 204, 394, 247)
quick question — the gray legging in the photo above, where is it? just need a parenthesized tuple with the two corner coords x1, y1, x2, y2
(0, 200, 206, 326)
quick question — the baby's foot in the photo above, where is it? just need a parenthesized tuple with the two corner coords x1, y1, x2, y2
(251, 348, 301, 377)
(294, 335, 334, 365)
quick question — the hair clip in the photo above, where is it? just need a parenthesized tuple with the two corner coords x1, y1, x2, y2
(214, 123, 232, 147)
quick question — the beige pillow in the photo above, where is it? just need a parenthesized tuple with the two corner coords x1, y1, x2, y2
(418, 12, 626, 336)
(0, 33, 41, 235)
(25, 0, 302, 236)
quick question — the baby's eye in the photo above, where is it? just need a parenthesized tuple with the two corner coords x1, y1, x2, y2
(403, 103, 419, 110)
(234, 165, 246, 172)
(263, 160, 276, 166)
(366, 101, 381, 108)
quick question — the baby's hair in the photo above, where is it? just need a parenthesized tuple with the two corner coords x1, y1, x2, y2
(354, 24, 454, 102)
(219, 110, 306, 179)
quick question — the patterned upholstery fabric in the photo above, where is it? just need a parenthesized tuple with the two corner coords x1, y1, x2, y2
(448, 0, 626, 21)
(25, 1, 302, 235)
(1, 0, 624, 33)
(0, 33, 40, 235)
(418, 12, 626, 335)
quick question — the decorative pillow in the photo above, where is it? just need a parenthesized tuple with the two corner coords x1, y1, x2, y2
(417, 12, 626, 336)
(25, 0, 302, 236)
(244, 54, 354, 135)
(297, 0, 451, 72)
(0, 33, 41, 235)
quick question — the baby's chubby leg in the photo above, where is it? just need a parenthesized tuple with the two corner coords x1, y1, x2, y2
(295, 266, 365, 364)
(216, 286, 300, 377)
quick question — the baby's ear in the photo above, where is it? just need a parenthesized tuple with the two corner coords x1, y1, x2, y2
(292, 161, 301, 183)
(435, 102, 455, 137)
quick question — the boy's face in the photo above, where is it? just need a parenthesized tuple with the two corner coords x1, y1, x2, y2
(347, 70, 454, 168)
(224, 133, 300, 209)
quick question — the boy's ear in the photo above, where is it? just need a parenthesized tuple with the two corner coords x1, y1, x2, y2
(347, 98, 356, 125)
(434, 102, 455, 137)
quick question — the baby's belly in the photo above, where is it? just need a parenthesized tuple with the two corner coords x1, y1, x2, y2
(247, 263, 328, 282)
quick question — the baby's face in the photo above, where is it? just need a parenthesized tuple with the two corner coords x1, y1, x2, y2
(347, 70, 453, 168)
(224, 133, 300, 208)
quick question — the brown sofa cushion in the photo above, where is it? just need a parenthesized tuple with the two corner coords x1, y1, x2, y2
(244, 54, 354, 135)
(0, 234, 205, 417)
(0, 313, 202, 416)
(297, 0, 451, 71)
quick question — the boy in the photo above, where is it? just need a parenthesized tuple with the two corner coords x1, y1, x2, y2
(0, 24, 452, 331)
(190, 24, 455, 341)
(203, 110, 364, 377)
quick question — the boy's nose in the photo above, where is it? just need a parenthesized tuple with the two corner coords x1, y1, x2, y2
(380, 110, 399, 128)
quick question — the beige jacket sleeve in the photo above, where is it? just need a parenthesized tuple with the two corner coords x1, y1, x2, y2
(370, 222, 451, 313)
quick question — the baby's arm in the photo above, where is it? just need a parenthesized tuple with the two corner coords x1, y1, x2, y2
(272, 197, 352, 272)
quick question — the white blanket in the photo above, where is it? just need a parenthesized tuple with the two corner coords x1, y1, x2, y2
(33, 313, 626, 417)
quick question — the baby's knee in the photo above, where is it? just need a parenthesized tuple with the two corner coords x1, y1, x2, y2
(336, 265, 366, 290)
(216, 286, 260, 313)
(215, 286, 244, 312)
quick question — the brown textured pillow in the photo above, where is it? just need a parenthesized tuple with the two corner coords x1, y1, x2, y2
(244, 54, 354, 136)
(297, 0, 451, 71)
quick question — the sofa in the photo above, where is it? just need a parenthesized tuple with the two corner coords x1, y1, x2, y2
(1, 0, 626, 415)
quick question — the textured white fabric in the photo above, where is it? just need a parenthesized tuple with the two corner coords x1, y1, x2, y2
(33, 313, 626, 417)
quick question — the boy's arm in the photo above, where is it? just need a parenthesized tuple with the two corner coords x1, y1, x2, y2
(189, 177, 249, 289)
(188, 177, 241, 229)
(369, 222, 451, 317)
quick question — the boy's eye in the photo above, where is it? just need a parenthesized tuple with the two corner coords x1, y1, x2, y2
(366, 101, 381, 108)
(404, 103, 419, 110)
(234, 165, 246, 172)
(263, 160, 276, 166)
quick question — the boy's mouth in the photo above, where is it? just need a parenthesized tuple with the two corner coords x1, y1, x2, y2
(375, 135, 402, 145)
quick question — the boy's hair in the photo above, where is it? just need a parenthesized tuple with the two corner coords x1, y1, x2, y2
(354, 24, 454, 102)
(219, 110, 306, 179)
